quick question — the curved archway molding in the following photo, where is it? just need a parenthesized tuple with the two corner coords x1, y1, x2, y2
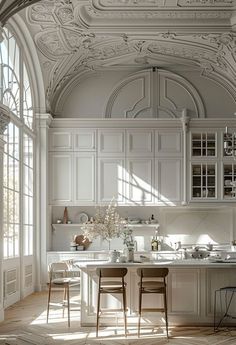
(104, 68, 205, 119)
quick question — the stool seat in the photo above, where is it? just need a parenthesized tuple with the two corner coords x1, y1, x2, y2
(138, 280, 165, 292)
(96, 268, 127, 337)
(100, 281, 127, 292)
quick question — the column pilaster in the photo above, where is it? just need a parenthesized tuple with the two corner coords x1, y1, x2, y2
(35, 113, 52, 291)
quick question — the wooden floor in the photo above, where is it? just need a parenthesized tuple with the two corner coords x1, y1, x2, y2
(0, 291, 236, 345)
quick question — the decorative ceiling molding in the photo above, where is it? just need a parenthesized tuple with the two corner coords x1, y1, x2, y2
(0, 0, 41, 26)
(20, 0, 236, 113)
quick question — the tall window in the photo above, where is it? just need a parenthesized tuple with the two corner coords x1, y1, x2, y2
(2, 28, 34, 259)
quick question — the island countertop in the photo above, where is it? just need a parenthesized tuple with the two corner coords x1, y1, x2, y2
(77, 259, 236, 268)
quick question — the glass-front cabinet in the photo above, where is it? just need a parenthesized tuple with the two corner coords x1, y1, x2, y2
(192, 133, 216, 157)
(223, 164, 236, 199)
(192, 164, 216, 199)
(190, 132, 217, 201)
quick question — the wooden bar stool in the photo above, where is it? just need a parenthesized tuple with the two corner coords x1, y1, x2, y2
(96, 267, 128, 337)
(137, 267, 169, 338)
(46, 262, 80, 327)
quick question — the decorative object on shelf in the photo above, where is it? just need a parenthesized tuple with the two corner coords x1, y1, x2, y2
(56, 219, 62, 224)
(82, 199, 125, 250)
(77, 212, 89, 224)
(224, 126, 236, 159)
(151, 229, 159, 251)
(63, 206, 68, 224)
(73, 235, 91, 250)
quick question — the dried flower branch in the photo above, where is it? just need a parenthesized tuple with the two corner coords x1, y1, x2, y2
(82, 200, 125, 242)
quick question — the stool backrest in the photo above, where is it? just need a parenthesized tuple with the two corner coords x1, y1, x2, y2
(137, 267, 169, 278)
(96, 267, 127, 278)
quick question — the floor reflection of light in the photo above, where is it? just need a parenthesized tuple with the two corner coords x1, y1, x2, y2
(52, 333, 87, 340)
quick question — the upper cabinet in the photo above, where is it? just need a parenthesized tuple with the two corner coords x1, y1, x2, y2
(98, 129, 125, 157)
(49, 130, 73, 151)
(74, 129, 96, 151)
(155, 131, 182, 157)
(49, 152, 73, 204)
(126, 130, 154, 157)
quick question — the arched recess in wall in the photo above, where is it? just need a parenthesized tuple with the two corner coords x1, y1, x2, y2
(8, 15, 46, 114)
(104, 68, 205, 119)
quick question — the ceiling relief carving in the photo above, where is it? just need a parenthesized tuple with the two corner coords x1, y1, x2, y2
(23, 0, 236, 113)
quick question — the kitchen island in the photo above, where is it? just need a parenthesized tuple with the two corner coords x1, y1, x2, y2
(78, 260, 236, 327)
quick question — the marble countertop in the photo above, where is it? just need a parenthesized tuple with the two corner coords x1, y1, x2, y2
(76, 258, 236, 268)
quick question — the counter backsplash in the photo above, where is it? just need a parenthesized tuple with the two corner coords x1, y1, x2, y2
(50, 206, 234, 252)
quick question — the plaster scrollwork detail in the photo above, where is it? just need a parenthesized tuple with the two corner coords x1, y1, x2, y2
(0, 107, 10, 134)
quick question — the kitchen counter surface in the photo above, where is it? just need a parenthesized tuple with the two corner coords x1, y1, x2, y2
(77, 258, 236, 268)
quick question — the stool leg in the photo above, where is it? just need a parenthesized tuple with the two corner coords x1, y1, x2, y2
(122, 286, 127, 337)
(96, 289, 101, 337)
(138, 288, 142, 337)
(214, 289, 217, 332)
(67, 285, 70, 327)
(164, 290, 168, 338)
(46, 283, 52, 323)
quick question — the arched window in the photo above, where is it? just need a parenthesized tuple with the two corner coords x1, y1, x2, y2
(2, 27, 34, 258)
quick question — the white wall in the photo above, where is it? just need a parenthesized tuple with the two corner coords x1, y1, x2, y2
(61, 69, 235, 118)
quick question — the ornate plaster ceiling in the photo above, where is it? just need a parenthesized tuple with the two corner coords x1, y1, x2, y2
(13, 0, 236, 114)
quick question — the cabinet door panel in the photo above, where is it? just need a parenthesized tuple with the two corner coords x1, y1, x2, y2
(98, 158, 125, 203)
(49, 130, 72, 151)
(127, 158, 153, 204)
(74, 153, 96, 203)
(168, 269, 200, 315)
(155, 131, 182, 157)
(49, 153, 72, 204)
(127, 130, 153, 157)
(156, 159, 181, 202)
(74, 130, 96, 151)
(98, 130, 125, 156)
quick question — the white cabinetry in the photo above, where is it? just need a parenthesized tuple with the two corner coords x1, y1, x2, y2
(98, 158, 125, 203)
(49, 126, 183, 205)
(127, 158, 153, 204)
(126, 129, 154, 157)
(49, 129, 97, 205)
(74, 129, 96, 151)
(155, 131, 182, 157)
(98, 129, 125, 157)
(49, 130, 72, 151)
(49, 153, 73, 204)
(74, 153, 96, 203)
(168, 268, 200, 316)
(155, 159, 181, 203)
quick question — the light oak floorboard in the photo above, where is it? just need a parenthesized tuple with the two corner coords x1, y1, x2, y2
(0, 292, 236, 345)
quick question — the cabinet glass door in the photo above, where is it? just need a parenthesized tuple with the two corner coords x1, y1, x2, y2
(192, 133, 216, 157)
(223, 164, 236, 199)
(192, 164, 216, 199)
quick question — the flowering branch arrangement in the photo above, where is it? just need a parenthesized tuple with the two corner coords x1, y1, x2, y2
(82, 200, 125, 242)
